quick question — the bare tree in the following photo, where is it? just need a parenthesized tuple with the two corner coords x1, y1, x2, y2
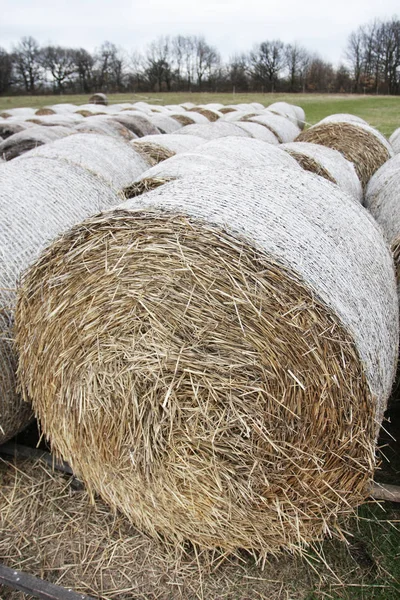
(95, 41, 126, 92)
(40, 46, 77, 93)
(73, 48, 95, 93)
(285, 43, 310, 92)
(250, 40, 285, 92)
(227, 53, 250, 91)
(0, 48, 13, 94)
(12, 36, 43, 93)
(144, 36, 172, 91)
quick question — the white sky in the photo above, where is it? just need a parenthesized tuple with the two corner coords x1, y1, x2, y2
(1, 0, 399, 65)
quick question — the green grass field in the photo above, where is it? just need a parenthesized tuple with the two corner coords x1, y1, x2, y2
(0, 92, 399, 136)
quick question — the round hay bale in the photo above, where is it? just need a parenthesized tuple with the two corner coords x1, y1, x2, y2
(132, 140, 176, 166)
(0, 157, 123, 444)
(35, 107, 56, 116)
(47, 103, 78, 114)
(188, 107, 220, 122)
(74, 104, 107, 116)
(169, 114, 196, 126)
(234, 122, 280, 144)
(74, 116, 135, 140)
(247, 114, 300, 143)
(133, 133, 204, 155)
(251, 102, 265, 110)
(0, 125, 72, 161)
(89, 92, 108, 106)
(180, 102, 196, 109)
(15, 133, 149, 189)
(222, 110, 262, 122)
(281, 142, 363, 202)
(176, 122, 251, 140)
(0, 121, 35, 140)
(219, 107, 237, 114)
(196, 137, 301, 170)
(26, 114, 84, 127)
(15, 167, 398, 554)
(319, 114, 368, 126)
(296, 122, 393, 189)
(364, 154, 400, 261)
(266, 102, 302, 128)
(0, 107, 36, 119)
(180, 111, 209, 124)
(389, 127, 400, 154)
(109, 114, 160, 137)
(201, 103, 224, 111)
(149, 115, 183, 134)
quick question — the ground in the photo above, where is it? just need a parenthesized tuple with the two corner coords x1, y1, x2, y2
(0, 92, 399, 136)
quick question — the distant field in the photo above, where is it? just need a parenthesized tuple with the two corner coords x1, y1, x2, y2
(0, 93, 399, 136)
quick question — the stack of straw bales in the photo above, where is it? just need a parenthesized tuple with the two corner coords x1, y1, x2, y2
(15, 166, 398, 555)
(281, 142, 363, 202)
(296, 118, 393, 188)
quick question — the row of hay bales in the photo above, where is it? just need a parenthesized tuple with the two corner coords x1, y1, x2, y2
(0, 101, 399, 594)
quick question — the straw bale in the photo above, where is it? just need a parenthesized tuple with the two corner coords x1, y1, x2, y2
(47, 103, 78, 114)
(0, 108, 36, 119)
(89, 92, 108, 105)
(188, 107, 221, 122)
(133, 133, 205, 155)
(364, 154, 400, 254)
(266, 102, 304, 129)
(0, 157, 123, 444)
(181, 111, 210, 124)
(74, 104, 107, 116)
(221, 110, 262, 122)
(281, 142, 363, 202)
(389, 127, 400, 154)
(0, 126, 72, 161)
(74, 116, 135, 140)
(131, 101, 153, 113)
(170, 114, 196, 126)
(195, 137, 301, 170)
(35, 107, 56, 116)
(247, 113, 300, 143)
(219, 107, 237, 114)
(296, 122, 393, 189)
(319, 114, 368, 126)
(201, 103, 224, 111)
(251, 102, 265, 110)
(132, 141, 176, 166)
(15, 167, 398, 554)
(26, 114, 84, 127)
(176, 122, 251, 140)
(0, 121, 34, 140)
(149, 115, 183, 134)
(180, 102, 196, 109)
(234, 122, 280, 143)
(109, 114, 160, 137)
(15, 133, 149, 189)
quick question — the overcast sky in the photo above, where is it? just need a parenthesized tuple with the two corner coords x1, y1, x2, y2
(1, 0, 399, 64)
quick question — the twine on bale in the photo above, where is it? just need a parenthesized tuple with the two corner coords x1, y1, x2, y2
(389, 127, 400, 154)
(296, 122, 393, 189)
(15, 167, 398, 556)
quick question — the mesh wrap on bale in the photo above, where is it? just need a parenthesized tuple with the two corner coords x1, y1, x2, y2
(14, 133, 149, 190)
(74, 116, 135, 140)
(0, 157, 123, 444)
(364, 154, 400, 256)
(149, 115, 183, 134)
(15, 167, 398, 555)
(0, 126, 72, 160)
(281, 142, 363, 202)
(296, 121, 393, 189)
(176, 122, 251, 140)
(319, 114, 368, 126)
(89, 93, 108, 105)
(266, 102, 305, 129)
(0, 121, 34, 140)
(389, 127, 400, 154)
(247, 114, 300, 143)
(233, 122, 279, 143)
(109, 114, 160, 137)
(133, 134, 205, 155)
(188, 107, 221, 121)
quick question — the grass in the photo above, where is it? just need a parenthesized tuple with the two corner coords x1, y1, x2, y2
(0, 92, 399, 136)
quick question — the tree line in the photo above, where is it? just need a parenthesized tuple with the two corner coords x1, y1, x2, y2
(0, 17, 399, 96)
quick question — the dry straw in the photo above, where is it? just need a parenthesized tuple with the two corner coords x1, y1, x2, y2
(88, 92, 108, 105)
(15, 167, 398, 555)
(0, 157, 125, 444)
(170, 113, 196, 126)
(296, 122, 393, 189)
(188, 107, 221, 122)
(132, 140, 176, 166)
(0, 125, 72, 160)
(281, 142, 363, 202)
